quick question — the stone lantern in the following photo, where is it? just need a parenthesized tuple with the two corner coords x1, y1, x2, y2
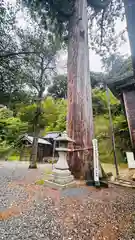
(45, 131, 76, 189)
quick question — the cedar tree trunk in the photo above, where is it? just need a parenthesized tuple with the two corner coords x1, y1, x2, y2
(67, 0, 94, 179)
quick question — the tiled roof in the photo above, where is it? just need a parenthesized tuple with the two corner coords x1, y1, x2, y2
(22, 135, 51, 145)
(43, 132, 61, 139)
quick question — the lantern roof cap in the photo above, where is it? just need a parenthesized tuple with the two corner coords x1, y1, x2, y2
(54, 131, 75, 143)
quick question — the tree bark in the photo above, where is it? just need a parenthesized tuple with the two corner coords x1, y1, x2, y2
(29, 128, 39, 168)
(29, 57, 44, 169)
(67, 0, 94, 179)
(29, 98, 41, 169)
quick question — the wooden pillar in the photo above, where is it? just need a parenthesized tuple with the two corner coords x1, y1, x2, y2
(19, 145, 24, 161)
(67, 0, 94, 179)
(123, 90, 135, 149)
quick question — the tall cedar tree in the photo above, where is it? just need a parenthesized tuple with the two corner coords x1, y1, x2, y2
(23, 0, 134, 179)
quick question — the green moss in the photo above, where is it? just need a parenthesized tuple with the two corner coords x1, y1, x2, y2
(47, 159, 57, 164)
(8, 154, 20, 161)
(35, 179, 44, 185)
(44, 169, 52, 175)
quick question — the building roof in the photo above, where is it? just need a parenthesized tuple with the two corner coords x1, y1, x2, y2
(108, 73, 135, 98)
(0, 104, 7, 109)
(43, 132, 61, 139)
(22, 134, 51, 145)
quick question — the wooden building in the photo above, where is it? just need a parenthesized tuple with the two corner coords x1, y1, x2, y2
(19, 132, 62, 162)
(20, 134, 52, 162)
(108, 73, 135, 149)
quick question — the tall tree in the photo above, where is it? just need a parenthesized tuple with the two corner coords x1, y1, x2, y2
(0, 3, 18, 56)
(22, 0, 126, 179)
(67, 0, 93, 179)
(0, 3, 19, 106)
(19, 25, 58, 168)
(0, 3, 35, 108)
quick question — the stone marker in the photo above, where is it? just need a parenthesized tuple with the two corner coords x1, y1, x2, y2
(92, 139, 100, 187)
(126, 152, 135, 169)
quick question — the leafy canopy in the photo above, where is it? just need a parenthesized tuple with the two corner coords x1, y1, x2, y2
(23, 0, 124, 54)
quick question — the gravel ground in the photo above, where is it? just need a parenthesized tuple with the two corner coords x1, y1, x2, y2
(0, 161, 135, 240)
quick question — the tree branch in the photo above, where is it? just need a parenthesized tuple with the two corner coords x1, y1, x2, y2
(38, 57, 45, 97)
(100, 9, 106, 46)
(0, 51, 39, 58)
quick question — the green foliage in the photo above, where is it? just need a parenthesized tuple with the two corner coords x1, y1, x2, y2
(8, 154, 20, 161)
(23, 0, 75, 39)
(92, 89, 107, 115)
(42, 97, 58, 126)
(18, 26, 58, 96)
(3, 118, 28, 144)
(92, 88, 122, 116)
(18, 87, 129, 165)
(0, 139, 12, 158)
(0, 88, 130, 164)
(0, 107, 28, 156)
(23, 0, 124, 55)
(18, 97, 58, 133)
(102, 54, 132, 79)
(90, 71, 106, 88)
(114, 114, 131, 152)
(48, 72, 108, 100)
(0, 4, 24, 106)
(45, 98, 67, 132)
(0, 108, 28, 158)
(0, 108, 13, 119)
(95, 115, 125, 164)
(19, 103, 37, 124)
(93, 88, 130, 163)
(48, 75, 67, 99)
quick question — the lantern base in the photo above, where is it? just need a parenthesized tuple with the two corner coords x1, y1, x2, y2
(44, 168, 76, 189)
(53, 168, 74, 184)
(44, 179, 76, 190)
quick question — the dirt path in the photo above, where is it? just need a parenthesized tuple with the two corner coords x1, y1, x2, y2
(0, 161, 135, 240)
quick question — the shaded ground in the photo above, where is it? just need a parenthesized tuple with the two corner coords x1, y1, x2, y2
(0, 161, 135, 240)
(101, 163, 128, 177)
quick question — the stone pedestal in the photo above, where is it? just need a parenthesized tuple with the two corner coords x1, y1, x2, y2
(53, 149, 74, 185)
(44, 132, 76, 189)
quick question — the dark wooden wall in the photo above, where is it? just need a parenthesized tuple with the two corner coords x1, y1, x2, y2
(123, 90, 135, 148)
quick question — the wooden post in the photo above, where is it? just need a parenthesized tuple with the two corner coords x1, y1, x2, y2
(67, 0, 94, 179)
(106, 85, 119, 177)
